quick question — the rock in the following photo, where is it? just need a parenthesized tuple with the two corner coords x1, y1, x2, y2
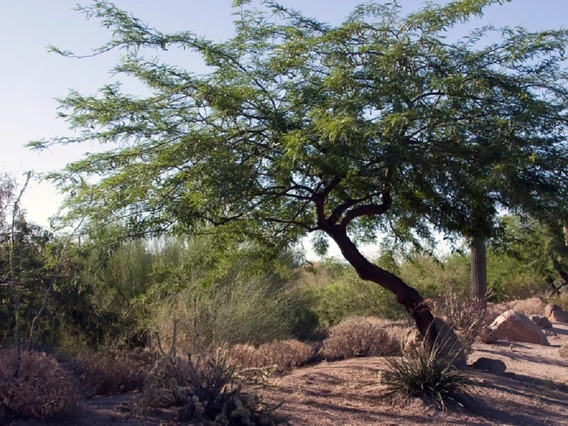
(486, 310, 550, 346)
(530, 314, 553, 328)
(471, 357, 507, 375)
(480, 326, 498, 344)
(402, 317, 466, 367)
(545, 304, 568, 323)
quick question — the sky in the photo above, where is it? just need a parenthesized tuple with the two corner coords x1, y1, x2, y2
(1, 0, 568, 257)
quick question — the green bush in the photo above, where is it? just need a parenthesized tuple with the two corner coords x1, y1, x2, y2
(150, 273, 315, 352)
(486, 253, 547, 300)
(298, 261, 405, 327)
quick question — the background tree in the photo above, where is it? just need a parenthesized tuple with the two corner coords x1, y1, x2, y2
(496, 216, 568, 295)
(32, 0, 568, 340)
(470, 238, 488, 303)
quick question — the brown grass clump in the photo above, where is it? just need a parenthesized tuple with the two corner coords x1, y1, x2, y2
(560, 345, 568, 359)
(510, 297, 547, 316)
(227, 340, 314, 373)
(320, 317, 401, 361)
(258, 340, 314, 372)
(0, 350, 82, 421)
(62, 350, 145, 397)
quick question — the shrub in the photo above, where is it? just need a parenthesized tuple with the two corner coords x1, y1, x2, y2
(227, 340, 314, 373)
(546, 293, 568, 312)
(299, 265, 406, 327)
(138, 349, 288, 425)
(61, 350, 145, 397)
(320, 317, 402, 361)
(381, 342, 473, 410)
(560, 345, 568, 359)
(0, 350, 82, 421)
(509, 297, 547, 316)
(150, 272, 316, 353)
(431, 287, 493, 353)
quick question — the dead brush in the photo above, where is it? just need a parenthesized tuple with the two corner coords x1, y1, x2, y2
(227, 340, 314, 373)
(62, 350, 145, 397)
(0, 349, 82, 421)
(138, 322, 289, 425)
(320, 317, 402, 361)
(431, 287, 493, 353)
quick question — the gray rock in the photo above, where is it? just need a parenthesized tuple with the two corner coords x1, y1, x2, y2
(471, 357, 507, 375)
(530, 314, 553, 328)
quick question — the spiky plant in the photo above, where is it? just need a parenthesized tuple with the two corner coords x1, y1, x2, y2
(381, 341, 473, 410)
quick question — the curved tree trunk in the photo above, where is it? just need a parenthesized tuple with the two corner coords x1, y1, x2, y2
(321, 223, 436, 344)
(471, 237, 487, 306)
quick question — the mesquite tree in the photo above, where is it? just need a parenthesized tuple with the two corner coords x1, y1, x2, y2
(31, 0, 568, 339)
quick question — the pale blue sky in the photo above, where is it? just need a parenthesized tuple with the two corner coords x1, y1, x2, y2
(1, 0, 567, 256)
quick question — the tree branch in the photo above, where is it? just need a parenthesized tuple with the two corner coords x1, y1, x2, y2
(339, 202, 390, 228)
(315, 176, 342, 225)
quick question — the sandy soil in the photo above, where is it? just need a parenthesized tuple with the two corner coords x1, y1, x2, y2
(10, 323, 568, 426)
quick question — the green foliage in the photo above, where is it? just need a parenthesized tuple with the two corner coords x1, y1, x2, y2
(490, 216, 568, 295)
(147, 241, 317, 350)
(299, 261, 406, 326)
(33, 0, 568, 259)
(397, 254, 471, 298)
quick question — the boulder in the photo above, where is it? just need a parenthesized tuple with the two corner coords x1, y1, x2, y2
(485, 310, 550, 346)
(530, 314, 553, 329)
(471, 357, 507, 375)
(545, 304, 568, 323)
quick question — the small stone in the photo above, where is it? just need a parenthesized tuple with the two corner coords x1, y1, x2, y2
(471, 357, 507, 375)
(530, 314, 553, 328)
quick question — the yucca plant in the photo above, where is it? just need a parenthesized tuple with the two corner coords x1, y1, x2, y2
(381, 340, 473, 410)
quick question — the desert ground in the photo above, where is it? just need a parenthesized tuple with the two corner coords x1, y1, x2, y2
(12, 321, 568, 426)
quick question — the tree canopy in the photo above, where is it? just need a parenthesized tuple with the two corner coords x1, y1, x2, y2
(31, 0, 568, 337)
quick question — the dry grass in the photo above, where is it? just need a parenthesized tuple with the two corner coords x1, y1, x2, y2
(319, 317, 402, 361)
(431, 288, 493, 353)
(547, 293, 568, 312)
(560, 345, 568, 359)
(227, 339, 314, 373)
(510, 297, 547, 316)
(62, 350, 145, 397)
(0, 349, 82, 421)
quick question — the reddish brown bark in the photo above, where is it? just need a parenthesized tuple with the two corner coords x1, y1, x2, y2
(320, 221, 436, 343)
